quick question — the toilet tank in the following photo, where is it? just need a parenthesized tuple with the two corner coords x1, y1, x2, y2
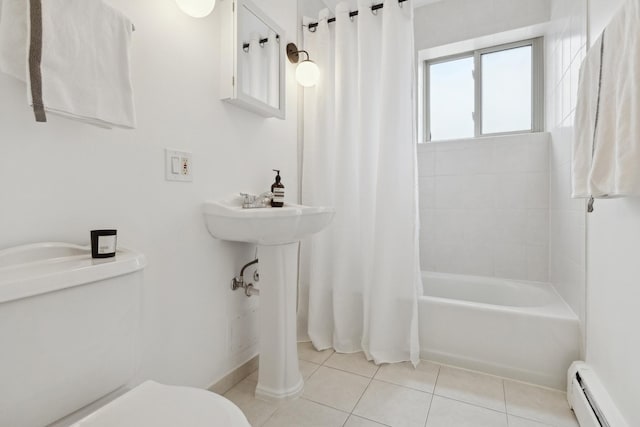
(0, 242, 146, 427)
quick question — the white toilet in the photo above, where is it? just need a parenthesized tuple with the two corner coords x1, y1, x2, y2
(70, 381, 248, 427)
(0, 243, 249, 427)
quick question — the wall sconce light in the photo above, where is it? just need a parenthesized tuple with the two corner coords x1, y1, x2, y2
(175, 0, 216, 18)
(287, 43, 319, 87)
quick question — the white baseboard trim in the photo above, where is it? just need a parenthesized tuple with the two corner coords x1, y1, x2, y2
(207, 355, 259, 395)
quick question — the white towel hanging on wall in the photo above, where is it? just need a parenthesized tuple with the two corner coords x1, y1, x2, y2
(0, 0, 136, 129)
(572, 35, 603, 199)
(572, 0, 640, 199)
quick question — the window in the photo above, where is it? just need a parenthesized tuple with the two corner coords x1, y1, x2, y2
(423, 38, 543, 142)
(429, 56, 475, 140)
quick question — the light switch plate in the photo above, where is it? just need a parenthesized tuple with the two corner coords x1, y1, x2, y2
(165, 148, 193, 182)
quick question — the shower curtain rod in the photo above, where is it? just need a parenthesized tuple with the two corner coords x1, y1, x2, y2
(306, 0, 408, 31)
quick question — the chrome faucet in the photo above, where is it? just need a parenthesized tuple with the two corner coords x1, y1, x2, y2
(240, 192, 273, 209)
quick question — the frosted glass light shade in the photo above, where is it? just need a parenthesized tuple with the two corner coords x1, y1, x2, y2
(295, 60, 319, 87)
(175, 0, 216, 18)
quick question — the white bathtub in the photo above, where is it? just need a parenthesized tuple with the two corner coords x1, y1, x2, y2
(419, 271, 580, 390)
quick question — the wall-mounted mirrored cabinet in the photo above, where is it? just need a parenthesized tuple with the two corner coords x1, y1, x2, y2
(219, 0, 286, 119)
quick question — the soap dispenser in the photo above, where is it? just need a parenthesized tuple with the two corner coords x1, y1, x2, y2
(271, 169, 284, 207)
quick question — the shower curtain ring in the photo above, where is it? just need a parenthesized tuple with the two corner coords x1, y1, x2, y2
(371, 7, 378, 15)
(349, 13, 354, 22)
(308, 24, 317, 33)
(243, 44, 250, 53)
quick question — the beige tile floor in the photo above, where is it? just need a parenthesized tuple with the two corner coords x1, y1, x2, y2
(224, 343, 579, 427)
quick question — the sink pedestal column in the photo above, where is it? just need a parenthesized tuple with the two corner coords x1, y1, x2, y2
(255, 242, 303, 401)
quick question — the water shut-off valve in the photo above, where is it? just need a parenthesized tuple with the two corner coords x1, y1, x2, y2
(231, 258, 260, 297)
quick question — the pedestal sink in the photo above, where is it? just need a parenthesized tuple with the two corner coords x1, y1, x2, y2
(203, 196, 334, 401)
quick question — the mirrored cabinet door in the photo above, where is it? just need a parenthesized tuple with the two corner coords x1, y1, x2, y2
(220, 0, 286, 119)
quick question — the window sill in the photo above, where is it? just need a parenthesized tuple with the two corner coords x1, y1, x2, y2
(418, 130, 549, 148)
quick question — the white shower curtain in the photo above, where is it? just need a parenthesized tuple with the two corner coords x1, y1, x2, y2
(299, 0, 422, 365)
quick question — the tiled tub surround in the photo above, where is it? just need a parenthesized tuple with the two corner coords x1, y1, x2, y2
(545, 0, 588, 336)
(418, 133, 550, 282)
(224, 343, 579, 427)
(419, 271, 580, 390)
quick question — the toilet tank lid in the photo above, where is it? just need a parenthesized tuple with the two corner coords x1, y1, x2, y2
(0, 242, 146, 304)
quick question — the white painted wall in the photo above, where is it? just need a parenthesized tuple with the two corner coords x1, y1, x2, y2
(414, 0, 550, 51)
(299, 0, 326, 19)
(418, 134, 549, 281)
(586, 198, 640, 427)
(0, 0, 299, 389)
(546, 0, 640, 422)
(588, 0, 625, 42)
(544, 0, 588, 346)
(583, 0, 640, 425)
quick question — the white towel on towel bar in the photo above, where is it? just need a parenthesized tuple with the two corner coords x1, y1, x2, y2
(572, 0, 640, 198)
(0, 0, 136, 129)
(0, 0, 28, 82)
(571, 35, 603, 198)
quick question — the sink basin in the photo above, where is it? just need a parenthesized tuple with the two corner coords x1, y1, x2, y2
(203, 196, 335, 245)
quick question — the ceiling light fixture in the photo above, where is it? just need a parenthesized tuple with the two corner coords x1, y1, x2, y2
(175, 0, 216, 18)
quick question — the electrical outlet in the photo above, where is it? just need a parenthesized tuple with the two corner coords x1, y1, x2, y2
(181, 157, 190, 176)
(165, 149, 193, 182)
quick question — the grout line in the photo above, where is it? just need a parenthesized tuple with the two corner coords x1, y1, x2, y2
(501, 376, 568, 393)
(346, 414, 393, 427)
(430, 394, 509, 415)
(298, 354, 334, 365)
(428, 359, 566, 393)
(299, 396, 351, 414)
(261, 397, 352, 427)
(502, 378, 509, 426)
(502, 379, 508, 412)
(507, 414, 561, 426)
(298, 342, 335, 365)
(300, 358, 323, 365)
(320, 351, 381, 379)
(345, 370, 376, 425)
(305, 365, 321, 382)
(321, 364, 379, 380)
(299, 396, 351, 415)
(302, 356, 375, 414)
(371, 377, 434, 394)
(302, 361, 322, 379)
(253, 401, 279, 427)
(423, 365, 441, 426)
(424, 392, 435, 427)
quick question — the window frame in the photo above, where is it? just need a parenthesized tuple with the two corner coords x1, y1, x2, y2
(423, 37, 544, 142)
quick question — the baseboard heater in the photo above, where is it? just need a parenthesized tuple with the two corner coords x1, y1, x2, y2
(567, 362, 628, 427)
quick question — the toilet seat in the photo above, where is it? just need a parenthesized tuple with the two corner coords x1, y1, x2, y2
(71, 381, 250, 427)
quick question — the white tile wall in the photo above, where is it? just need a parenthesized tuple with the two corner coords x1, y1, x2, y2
(545, 0, 587, 336)
(417, 133, 550, 281)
